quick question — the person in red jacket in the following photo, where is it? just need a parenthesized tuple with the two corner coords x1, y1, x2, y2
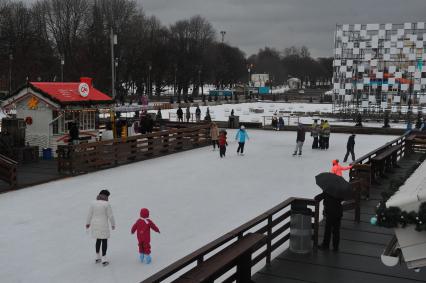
(331, 159, 352, 177)
(131, 208, 160, 264)
(218, 130, 228, 158)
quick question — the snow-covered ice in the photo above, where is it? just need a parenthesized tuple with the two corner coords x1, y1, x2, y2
(0, 131, 395, 283)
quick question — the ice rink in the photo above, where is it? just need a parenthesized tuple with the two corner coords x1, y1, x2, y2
(0, 130, 395, 283)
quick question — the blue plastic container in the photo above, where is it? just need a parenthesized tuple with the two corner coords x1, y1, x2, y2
(42, 148, 52, 160)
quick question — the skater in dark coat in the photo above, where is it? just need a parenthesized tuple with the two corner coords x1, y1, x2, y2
(177, 107, 184, 122)
(311, 120, 319, 149)
(318, 192, 343, 251)
(343, 133, 356, 162)
(218, 130, 228, 158)
(293, 123, 306, 156)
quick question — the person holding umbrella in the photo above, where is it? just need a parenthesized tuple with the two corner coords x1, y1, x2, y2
(319, 192, 343, 251)
(315, 172, 353, 251)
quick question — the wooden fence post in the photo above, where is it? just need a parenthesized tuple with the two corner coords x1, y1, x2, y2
(266, 215, 272, 265)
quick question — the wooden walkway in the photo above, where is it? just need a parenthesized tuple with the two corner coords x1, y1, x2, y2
(0, 160, 63, 192)
(253, 153, 426, 283)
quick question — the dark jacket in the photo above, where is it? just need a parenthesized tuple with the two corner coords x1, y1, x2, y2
(69, 122, 79, 141)
(177, 108, 183, 118)
(347, 135, 355, 149)
(323, 193, 343, 219)
(296, 127, 306, 142)
(195, 107, 201, 117)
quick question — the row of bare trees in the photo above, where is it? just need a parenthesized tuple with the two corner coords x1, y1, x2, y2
(0, 0, 332, 100)
(248, 46, 333, 88)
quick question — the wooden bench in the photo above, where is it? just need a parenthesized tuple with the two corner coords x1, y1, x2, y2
(371, 145, 402, 179)
(172, 233, 266, 283)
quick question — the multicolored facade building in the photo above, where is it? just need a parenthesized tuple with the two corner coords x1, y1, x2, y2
(333, 22, 426, 111)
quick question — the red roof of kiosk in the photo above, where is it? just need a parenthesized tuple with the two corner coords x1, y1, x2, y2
(30, 77, 112, 105)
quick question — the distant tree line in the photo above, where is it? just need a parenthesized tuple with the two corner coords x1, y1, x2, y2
(248, 46, 333, 88)
(0, 0, 333, 100)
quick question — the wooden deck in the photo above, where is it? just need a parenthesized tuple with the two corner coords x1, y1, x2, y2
(0, 160, 64, 192)
(253, 153, 426, 283)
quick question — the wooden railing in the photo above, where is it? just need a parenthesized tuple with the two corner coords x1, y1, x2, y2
(0, 153, 18, 189)
(142, 197, 318, 283)
(57, 124, 211, 174)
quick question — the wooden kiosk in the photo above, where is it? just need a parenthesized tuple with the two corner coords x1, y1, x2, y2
(1, 78, 112, 156)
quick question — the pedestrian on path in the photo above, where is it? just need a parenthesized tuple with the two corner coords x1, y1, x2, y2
(343, 133, 356, 162)
(235, 125, 249, 155)
(195, 106, 201, 122)
(131, 208, 160, 264)
(176, 107, 183, 122)
(293, 123, 305, 156)
(185, 106, 191, 123)
(86, 189, 116, 266)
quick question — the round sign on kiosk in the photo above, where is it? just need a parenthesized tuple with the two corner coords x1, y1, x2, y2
(78, 83, 90, 97)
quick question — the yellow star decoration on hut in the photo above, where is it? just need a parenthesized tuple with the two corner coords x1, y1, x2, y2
(28, 96, 39, 110)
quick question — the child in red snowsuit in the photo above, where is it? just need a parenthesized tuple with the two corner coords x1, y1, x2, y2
(131, 208, 160, 264)
(218, 131, 228, 158)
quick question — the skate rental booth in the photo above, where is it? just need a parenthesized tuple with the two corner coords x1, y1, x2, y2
(1, 78, 113, 157)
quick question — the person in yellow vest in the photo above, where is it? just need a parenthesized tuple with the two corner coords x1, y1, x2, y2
(322, 120, 331, 150)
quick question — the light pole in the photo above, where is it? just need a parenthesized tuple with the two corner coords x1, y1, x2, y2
(9, 53, 13, 95)
(247, 64, 252, 99)
(148, 64, 152, 97)
(174, 65, 177, 98)
(114, 57, 119, 88)
(198, 69, 201, 96)
(110, 28, 117, 98)
(60, 55, 64, 82)
(220, 30, 226, 43)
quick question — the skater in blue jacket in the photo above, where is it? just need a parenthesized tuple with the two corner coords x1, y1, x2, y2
(235, 125, 249, 155)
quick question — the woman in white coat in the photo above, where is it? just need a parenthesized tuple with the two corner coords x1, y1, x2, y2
(86, 189, 115, 265)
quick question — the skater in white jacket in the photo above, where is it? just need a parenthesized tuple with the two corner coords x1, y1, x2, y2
(86, 189, 115, 266)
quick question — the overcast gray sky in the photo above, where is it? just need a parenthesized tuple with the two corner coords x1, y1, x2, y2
(137, 0, 426, 58)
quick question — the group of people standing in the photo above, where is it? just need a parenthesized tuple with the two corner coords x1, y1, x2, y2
(176, 106, 203, 123)
(271, 114, 285, 131)
(310, 119, 331, 150)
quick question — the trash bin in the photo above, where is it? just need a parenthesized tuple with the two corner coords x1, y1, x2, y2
(42, 148, 52, 160)
(289, 205, 312, 254)
(228, 115, 240, 128)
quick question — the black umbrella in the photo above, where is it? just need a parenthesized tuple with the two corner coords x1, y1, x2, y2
(315, 172, 353, 200)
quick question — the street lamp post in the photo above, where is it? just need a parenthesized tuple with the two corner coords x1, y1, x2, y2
(247, 66, 251, 99)
(148, 64, 152, 97)
(174, 66, 177, 98)
(110, 28, 117, 99)
(60, 55, 64, 82)
(198, 69, 201, 96)
(220, 30, 226, 43)
(9, 53, 13, 95)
